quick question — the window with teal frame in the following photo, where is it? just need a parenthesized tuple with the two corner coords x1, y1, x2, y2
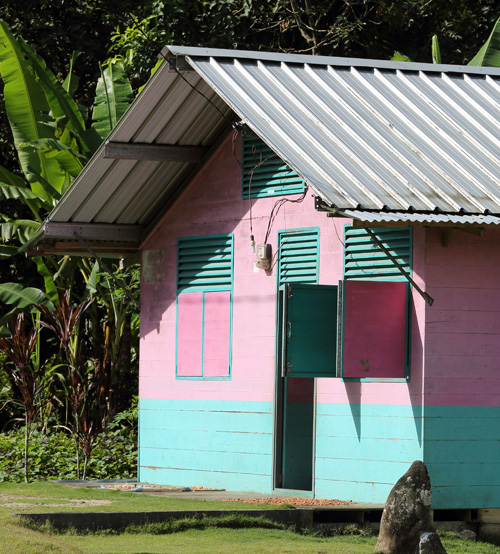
(342, 226, 412, 382)
(242, 136, 305, 199)
(277, 228, 320, 285)
(176, 234, 233, 379)
(343, 227, 412, 281)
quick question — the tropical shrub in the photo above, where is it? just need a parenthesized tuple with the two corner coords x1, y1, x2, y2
(0, 404, 138, 482)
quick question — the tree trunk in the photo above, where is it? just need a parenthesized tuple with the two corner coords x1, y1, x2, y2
(74, 410, 80, 480)
(24, 413, 29, 484)
(113, 312, 132, 416)
(83, 451, 89, 480)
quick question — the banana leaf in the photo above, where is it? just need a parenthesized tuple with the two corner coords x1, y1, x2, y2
(63, 51, 81, 98)
(0, 164, 26, 187)
(17, 37, 94, 156)
(432, 35, 441, 64)
(0, 245, 19, 258)
(33, 257, 59, 304)
(0, 218, 40, 243)
(0, 183, 43, 202)
(0, 22, 67, 202)
(91, 61, 134, 139)
(24, 163, 63, 203)
(391, 51, 412, 62)
(27, 138, 86, 178)
(468, 16, 500, 66)
(0, 283, 54, 310)
(83, 261, 100, 299)
(0, 165, 45, 221)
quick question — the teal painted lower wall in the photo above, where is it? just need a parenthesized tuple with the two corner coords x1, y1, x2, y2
(314, 403, 424, 504)
(139, 399, 274, 492)
(424, 406, 500, 509)
(139, 399, 500, 508)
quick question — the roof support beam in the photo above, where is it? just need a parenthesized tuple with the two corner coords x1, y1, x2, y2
(26, 242, 139, 258)
(42, 222, 145, 243)
(104, 142, 208, 163)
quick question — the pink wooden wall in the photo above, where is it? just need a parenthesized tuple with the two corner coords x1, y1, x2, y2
(139, 134, 427, 407)
(424, 228, 500, 408)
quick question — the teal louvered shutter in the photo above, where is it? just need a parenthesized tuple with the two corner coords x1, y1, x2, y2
(177, 235, 233, 291)
(242, 137, 305, 199)
(344, 227, 412, 281)
(277, 229, 320, 284)
(176, 234, 233, 379)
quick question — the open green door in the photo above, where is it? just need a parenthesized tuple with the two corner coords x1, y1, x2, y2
(281, 283, 338, 378)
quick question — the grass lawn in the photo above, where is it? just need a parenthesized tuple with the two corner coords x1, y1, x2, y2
(1, 482, 499, 554)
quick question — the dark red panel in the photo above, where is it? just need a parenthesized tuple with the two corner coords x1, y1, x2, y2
(343, 280, 407, 379)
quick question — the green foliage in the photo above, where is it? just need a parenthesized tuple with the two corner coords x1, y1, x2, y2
(468, 16, 500, 66)
(92, 62, 134, 139)
(0, 283, 52, 310)
(0, 408, 137, 482)
(432, 35, 441, 64)
(305, 523, 374, 538)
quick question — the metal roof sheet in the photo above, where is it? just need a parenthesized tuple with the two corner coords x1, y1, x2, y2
(181, 48, 500, 215)
(28, 46, 500, 254)
(337, 210, 500, 227)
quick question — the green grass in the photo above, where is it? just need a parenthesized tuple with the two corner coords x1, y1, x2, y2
(1, 482, 500, 554)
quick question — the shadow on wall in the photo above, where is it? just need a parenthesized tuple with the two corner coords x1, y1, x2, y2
(344, 307, 424, 447)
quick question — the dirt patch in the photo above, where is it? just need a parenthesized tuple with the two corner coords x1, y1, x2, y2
(104, 485, 188, 491)
(0, 496, 112, 508)
(103, 484, 224, 492)
(221, 497, 353, 506)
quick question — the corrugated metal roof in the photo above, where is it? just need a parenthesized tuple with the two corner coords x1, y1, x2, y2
(27, 46, 500, 254)
(179, 46, 500, 215)
(47, 62, 234, 227)
(337, 210, 500, 227)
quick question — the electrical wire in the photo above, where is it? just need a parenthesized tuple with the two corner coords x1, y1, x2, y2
(264, 186, 308, 244)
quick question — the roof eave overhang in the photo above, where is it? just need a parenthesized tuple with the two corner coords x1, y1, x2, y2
(22, 222, 145, 258)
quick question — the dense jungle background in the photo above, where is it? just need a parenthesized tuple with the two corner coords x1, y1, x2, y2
(0, 0, 498, 482)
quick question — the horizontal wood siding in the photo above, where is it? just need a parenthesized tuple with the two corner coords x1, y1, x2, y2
(424, 406, 500, 509)
(139, 134, 427, 498)
(314, 403, 423, 504)
(139, 399, 273, 492)
(423, 229, 500, 508)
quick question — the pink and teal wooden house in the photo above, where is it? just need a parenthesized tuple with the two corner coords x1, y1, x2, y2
(28, 47, 500, 509)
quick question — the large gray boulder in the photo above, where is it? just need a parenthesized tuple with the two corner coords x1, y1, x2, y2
(374, 460, 433, 554)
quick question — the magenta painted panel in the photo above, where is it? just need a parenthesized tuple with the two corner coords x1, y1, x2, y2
(177, 292, 203, 377)
(287, 377, 315, 403)
(203, 291, 231, 377)
(343, 280, 407, 379)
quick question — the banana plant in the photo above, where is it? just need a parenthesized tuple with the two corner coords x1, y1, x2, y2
(392, 16, 500, 67)
(0, 21, 133, 313)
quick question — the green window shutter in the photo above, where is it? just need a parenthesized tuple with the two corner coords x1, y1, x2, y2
(281, 283, 338, 378)
(278, 229, 320, 285)
(344, 227, 412, 281)
(242, 136, 305, 199)
(177, 234, 233, 292)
